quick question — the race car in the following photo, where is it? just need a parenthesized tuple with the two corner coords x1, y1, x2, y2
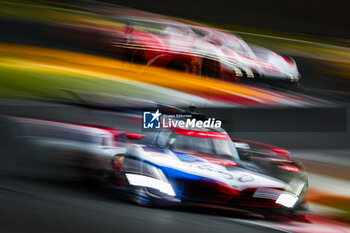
(110, 124, 308, 215)
(1, 116, 145, 179)
(51, 8, 300, 84)
(105, 8, 301, 83)
(4, 115, 307, 215)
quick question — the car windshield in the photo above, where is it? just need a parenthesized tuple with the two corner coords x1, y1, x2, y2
(159, 129, 240, 160)
(118, 16, 169, 34)
(161, 25, 195, 38)
(120, 16, 194, 37)
(192, 28, 251, 54)
(219, 34, 252, 54)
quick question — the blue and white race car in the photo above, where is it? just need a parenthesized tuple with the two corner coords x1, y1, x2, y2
(5, 115, 307, 215)
(110, 126, 308, 214)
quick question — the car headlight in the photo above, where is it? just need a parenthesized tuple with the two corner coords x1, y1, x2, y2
(289, 74, 300, 82)
(275, 192, 298, 208)
(124, 159, 175, 196)
(125, 173, 175, 196)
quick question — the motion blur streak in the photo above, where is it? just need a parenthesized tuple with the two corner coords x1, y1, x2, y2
(0, 43, 316, 107)
(0, 1, 350, 233)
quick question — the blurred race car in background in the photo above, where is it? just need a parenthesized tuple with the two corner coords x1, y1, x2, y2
(1, 117, 145, 179)
(3, 114, 308, 216)
(53, 7, 300, 84)
(188, 24, 300, 82)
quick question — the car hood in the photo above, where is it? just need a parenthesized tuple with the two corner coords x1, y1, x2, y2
(249, 45, 299, 76)
(128, 145, 288, 192)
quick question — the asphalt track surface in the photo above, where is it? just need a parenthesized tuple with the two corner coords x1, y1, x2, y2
(0, 176, 286, 233)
